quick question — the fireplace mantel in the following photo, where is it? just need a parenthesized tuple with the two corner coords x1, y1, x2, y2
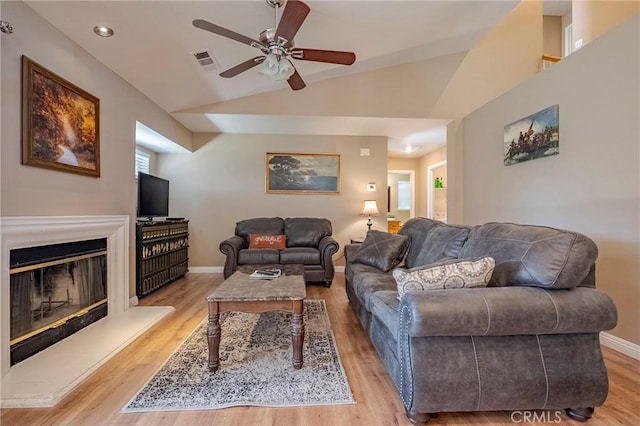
(0, 216, 173, 407)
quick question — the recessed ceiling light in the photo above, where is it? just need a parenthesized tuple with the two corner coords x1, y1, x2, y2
(93, 26, 114, 37)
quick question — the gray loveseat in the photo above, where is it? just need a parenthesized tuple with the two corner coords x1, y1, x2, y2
(220, 217, 339, 286)
(344, 217, 617, 424)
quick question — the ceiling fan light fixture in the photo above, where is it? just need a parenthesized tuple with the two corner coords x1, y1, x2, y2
(193, 0, 354, 90)
(257, 53, 280, 77)
(274, 57, 295, 80)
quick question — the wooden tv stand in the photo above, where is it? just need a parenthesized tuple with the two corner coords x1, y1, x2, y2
(135, 220, 189, 298)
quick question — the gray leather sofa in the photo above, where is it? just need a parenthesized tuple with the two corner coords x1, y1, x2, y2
(220, 217, 339, 286)
(344, 217, 617, 424)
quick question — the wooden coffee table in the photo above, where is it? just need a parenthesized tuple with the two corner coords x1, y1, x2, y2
(206, 265, 306, 373)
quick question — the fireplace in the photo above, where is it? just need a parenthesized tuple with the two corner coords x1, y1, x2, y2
(9, 238, 108, 366)
(1, 216, 173, 408)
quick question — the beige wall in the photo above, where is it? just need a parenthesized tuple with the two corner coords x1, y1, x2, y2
(430, 0, 543, 118)
(157, 133, 388, 267)
(446, 119, 464, 224)
(0, 1, 192, 297)
(388, 157, 420, 171)
(461, 18, 639, 344)
(543, 15, 563, 57)
(572, 0, 639, 48)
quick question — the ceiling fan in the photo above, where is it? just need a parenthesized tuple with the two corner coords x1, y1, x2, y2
(193, 0, 356, 91)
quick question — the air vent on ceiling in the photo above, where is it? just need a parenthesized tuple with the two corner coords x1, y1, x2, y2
(192, 49, 217, 70)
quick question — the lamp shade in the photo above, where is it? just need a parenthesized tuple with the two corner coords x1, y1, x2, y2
(361, 200, 380, 216)
(275, 57, 295, 80)
(258, 54, 295, 81)
(258, 53, 279, 77)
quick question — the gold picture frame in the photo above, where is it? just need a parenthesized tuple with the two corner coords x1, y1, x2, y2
(22, 56, 100, 177)
(266, 153, 341, 194)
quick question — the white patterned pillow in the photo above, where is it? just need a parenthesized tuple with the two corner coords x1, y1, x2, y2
(393, 257, 495, 298)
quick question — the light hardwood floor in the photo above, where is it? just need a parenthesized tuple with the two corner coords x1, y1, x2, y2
(1, 273, 638, 425)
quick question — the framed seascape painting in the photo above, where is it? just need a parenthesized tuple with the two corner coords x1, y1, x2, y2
(266, 153, 341, 194)
(504, 104, 559, 166)
(22, 56, 100, 177)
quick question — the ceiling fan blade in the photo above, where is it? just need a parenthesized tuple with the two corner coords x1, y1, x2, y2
(219, 56, 265, 78)
(274, 0, 310, 44)
(193, 19, 264, 49)
(287, 70, 306, 91)
(291, 48, 356, 65)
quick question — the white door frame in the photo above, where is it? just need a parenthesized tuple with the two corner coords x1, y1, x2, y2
(427, 160, 447, 220)
(388, 170, 415, 218)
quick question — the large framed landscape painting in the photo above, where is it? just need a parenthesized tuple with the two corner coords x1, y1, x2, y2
(22, 55, 100, 177)
(266, 153, 341, 194)
(504, 104, 559, 166)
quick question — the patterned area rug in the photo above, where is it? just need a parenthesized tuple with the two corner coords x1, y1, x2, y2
(122, 299, 354, 412)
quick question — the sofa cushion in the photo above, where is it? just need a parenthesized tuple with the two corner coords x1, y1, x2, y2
(249, 234, 286, 249)
(284, 217, 332, 247)
(459, 222, 598, 289)
(235, 217, 284, 247)
(345, 260, 382, 286)
(369, 291, 401, 341)
(352, 271, 397, 311)
(280, 247, 320, 264)
(351, 231, 410, 272)
(410, 224, 470, 267)
(238, 248, 280, 264)
(393, 257, 495, 298)
(398, 218, 441, 268)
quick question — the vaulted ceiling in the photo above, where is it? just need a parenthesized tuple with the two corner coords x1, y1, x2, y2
(25, 0, 533, 156)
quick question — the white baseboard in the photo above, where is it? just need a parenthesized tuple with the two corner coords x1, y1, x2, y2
(188, 266, 224, 274)
(601, 332, 640, 360)
(188, 266, 345, 274)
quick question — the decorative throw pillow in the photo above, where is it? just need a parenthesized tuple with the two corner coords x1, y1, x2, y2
(351, 230, 410, 272)
(393, 257, 495, 298)
(249, 234, 286, 250)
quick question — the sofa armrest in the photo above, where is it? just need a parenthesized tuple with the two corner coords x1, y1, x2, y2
(318, 236, 339, 259)
(399, 287, 617, 337)
(344, 243, 360, 264)
(318, 236, 340, 281)
(219, 235, 244, 279)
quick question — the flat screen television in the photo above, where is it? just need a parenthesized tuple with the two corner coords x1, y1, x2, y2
(137, 172, 169, 219)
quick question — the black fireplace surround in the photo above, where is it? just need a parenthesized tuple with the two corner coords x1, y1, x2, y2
(9, 238, 108, 366)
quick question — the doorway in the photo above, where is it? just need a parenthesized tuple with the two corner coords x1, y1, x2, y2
(387, 170, 415, 231)
(427, 161, 447, 222)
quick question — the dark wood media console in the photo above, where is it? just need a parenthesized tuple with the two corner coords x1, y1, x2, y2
(136, 220, 189, 298)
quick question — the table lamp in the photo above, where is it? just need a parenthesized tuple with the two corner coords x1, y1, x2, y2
(361, 200, 380, 232)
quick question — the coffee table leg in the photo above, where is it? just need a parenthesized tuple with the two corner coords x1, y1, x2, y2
(207, 302, 221, 372)
(291, 300, 304, 369)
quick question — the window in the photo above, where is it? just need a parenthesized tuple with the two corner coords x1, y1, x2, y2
(135, 149, 150, 178)
(397, 181, 410, 210)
